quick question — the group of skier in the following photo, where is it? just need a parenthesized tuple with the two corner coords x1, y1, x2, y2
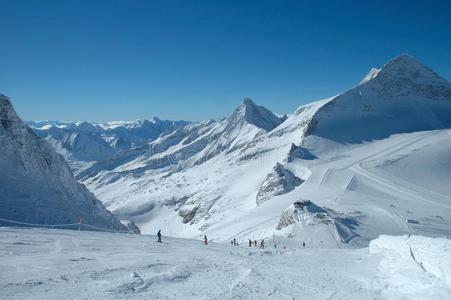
(230, 238, 239, 246)
(157, 230, 306, 249)
(230, 238, 265, 248)
(247, 239, 265, 248)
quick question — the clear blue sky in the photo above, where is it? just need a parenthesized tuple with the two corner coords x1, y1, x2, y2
(1, 0, 450, 122)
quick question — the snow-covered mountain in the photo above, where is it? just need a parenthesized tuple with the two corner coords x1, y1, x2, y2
(0, 95, 124, 230)
(306, 54, 451, 143)
(77, 98, 285, 179)
(27, 118, 190, 173)
(25, 54, 451, 248)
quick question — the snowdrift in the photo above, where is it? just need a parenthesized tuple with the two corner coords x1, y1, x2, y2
(370, 235, 451, 298)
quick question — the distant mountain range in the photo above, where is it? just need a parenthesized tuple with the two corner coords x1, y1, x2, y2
(26, 118, 190, 174)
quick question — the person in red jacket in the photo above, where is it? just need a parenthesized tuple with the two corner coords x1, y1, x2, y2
(204, 235, 208, 245)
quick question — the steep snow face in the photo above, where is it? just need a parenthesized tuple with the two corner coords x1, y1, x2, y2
(0, 95, 124, 230)
(307, 54, 451, 143)
(27, 118, 190, 173)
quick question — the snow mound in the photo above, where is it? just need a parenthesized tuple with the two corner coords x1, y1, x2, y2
(369, 235, 451, 298)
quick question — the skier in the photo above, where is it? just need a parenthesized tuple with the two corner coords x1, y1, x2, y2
(254, 240, 257, 247)
(157, 229, 162, 243)
(204, 235, 208, 245)
(230, 240, 234, 246)
(249, 239, 252, 247)
(260, 239, 265, 249)
(233, 238, 237, 246)
(302, 241, 306, 248)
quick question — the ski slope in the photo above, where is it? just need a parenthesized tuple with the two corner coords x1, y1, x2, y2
(1, 227, 450, 299)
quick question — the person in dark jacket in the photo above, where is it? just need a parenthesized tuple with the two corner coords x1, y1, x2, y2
(204, 235, 208, 245)
(157, 230, 162, 243)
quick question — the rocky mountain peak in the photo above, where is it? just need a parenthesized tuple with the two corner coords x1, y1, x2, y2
(231, 98, 284, 131)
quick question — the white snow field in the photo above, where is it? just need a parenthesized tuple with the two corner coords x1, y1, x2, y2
(1, 227, 450, 300)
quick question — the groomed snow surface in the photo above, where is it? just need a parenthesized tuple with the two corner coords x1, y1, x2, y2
(1, 228, 450, 300)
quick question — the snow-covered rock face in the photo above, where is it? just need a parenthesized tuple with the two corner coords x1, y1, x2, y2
(0, 95, 124, 230)
(256, 163, 303, 205)
(306, 54, 451, 143)
(369, 54, 451, 98)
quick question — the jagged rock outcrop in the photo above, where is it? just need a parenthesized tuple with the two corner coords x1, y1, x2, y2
(256, 163, 303, 205)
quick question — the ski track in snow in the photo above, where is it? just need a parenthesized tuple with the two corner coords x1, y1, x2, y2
(2, 228, 451, 299)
